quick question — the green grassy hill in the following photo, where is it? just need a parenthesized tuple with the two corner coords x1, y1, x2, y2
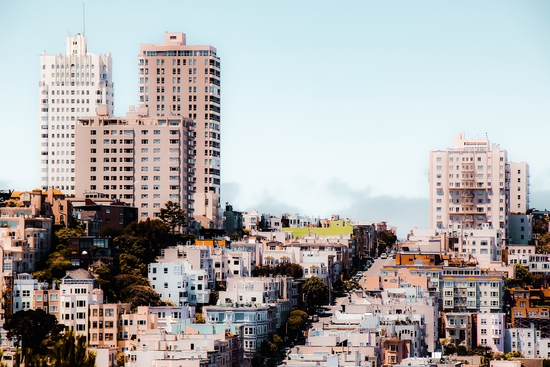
(282, 225, 353, 238)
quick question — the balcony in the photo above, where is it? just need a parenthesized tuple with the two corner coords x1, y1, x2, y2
(461, 164, 474, 173)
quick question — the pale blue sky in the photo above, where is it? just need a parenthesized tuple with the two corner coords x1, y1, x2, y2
(1, 1, 549, 237)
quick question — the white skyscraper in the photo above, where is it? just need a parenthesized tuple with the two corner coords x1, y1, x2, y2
(39, 33, 114, 194)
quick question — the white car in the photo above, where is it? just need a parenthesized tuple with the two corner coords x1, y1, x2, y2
(380, 253, 388, 259)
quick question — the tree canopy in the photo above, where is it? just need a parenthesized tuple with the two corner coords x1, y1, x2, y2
(303, 276, 328, 311)
(159, 201, 187, 233)
(48, 330, 96, 367)
(252, 262, 304, 279)
(343, 280, 363, 292)
(3, 309, 64, 364)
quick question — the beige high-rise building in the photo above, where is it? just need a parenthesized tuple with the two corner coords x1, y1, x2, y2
(39, 33, 114, 194)
(429, 133, 511, 234)
(139, 32, 221, 224)
(74, 105, 195, 222)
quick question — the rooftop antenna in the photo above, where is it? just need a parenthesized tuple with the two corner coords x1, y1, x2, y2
(83, 3, 86, 35)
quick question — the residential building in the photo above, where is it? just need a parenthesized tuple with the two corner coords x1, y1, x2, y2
(381, 337, 410, 367)
(205, 305, 271, 362)
(351, 223, 377, 266)
(148, 247, 212, 306)
(505, 245, 535, 265)
(508, 287, 550, 336)
(223, 203, 243, 237)
(527, 255, 550, 276)
(88, 303, 132, 349)
(124, 329, 233, 367)
(443, 312, 474, 349)
(39, 33, 114, 194)
(72, 199, 138, 236)
(509, 162, 530, 214)
(12, 273, 43, 313)
(445, 224, 504, 265)
(509, 214, 532, 245)
(74, 105, 195, 221)
(0, 205, 52, 264)
(505, 328, 542, 358)
(242, 209, 261, 232)
(441, 267, 505, 313)
(218, 276, 292, 330)
(428, 133, 517, 235)
(476, 313, 505, 353)
(57, 269, 99, 338)
(139, 32, 221, 224)
(342, 288, 439, 354)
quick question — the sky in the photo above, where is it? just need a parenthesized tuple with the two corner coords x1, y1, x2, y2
(1, 1, 550, 238)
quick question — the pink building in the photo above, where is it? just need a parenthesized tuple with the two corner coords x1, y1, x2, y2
(74, 105, 195, 221)
(139, 32, 221, 224)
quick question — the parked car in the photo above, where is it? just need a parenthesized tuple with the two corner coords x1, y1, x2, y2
(312, 315, 319, 322)
(317, 308, 326, 315)
(380, 253, 388, 259)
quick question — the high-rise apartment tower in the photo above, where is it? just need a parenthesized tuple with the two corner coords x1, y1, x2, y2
(39, 34, 114, 194)
(138, 32, 221, 224)
(428, 133, 529, 237)
(74, 105, 195, 222)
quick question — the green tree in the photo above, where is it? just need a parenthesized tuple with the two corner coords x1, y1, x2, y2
(118, 252, 147, 276)
(287, 316, 304, 331)
(514, 263, 532, 285)
(377, 231, 397, 254)
(343, 280, 363, 292)
(124, 284, 164, 309)
(533, 215, 549, 236)
(123, 219, 176, 262)
(252, 263, 304, 279)
(55, 227, 85, 247)
(378, 231, 397, 245)
(195, 313, 206, 324)
(303, 276, 328, 311)
(48, 330, 96, 367)
(116, 352, 125, 366)
(288, 309, 308, 329)
(3, 309, 64, 365)
(443, 342, 456, 355)
(287, 310, 309, 342)
(159, 201, 187, 234)
(504, 351, 524, 359)
(273, 334, 283, 346)
(289, 309, 308, 322)
(113, 274, 163, 309)
(537, 232, 550, 253)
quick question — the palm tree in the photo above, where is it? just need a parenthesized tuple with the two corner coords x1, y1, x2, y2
(49, 331, 96, 367)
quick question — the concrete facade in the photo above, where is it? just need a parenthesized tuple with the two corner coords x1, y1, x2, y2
(429, 133, 510, 234)
(74, 106, 195, 221)
(139, 32, 221, 224)
(39, 33, 114, 194)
